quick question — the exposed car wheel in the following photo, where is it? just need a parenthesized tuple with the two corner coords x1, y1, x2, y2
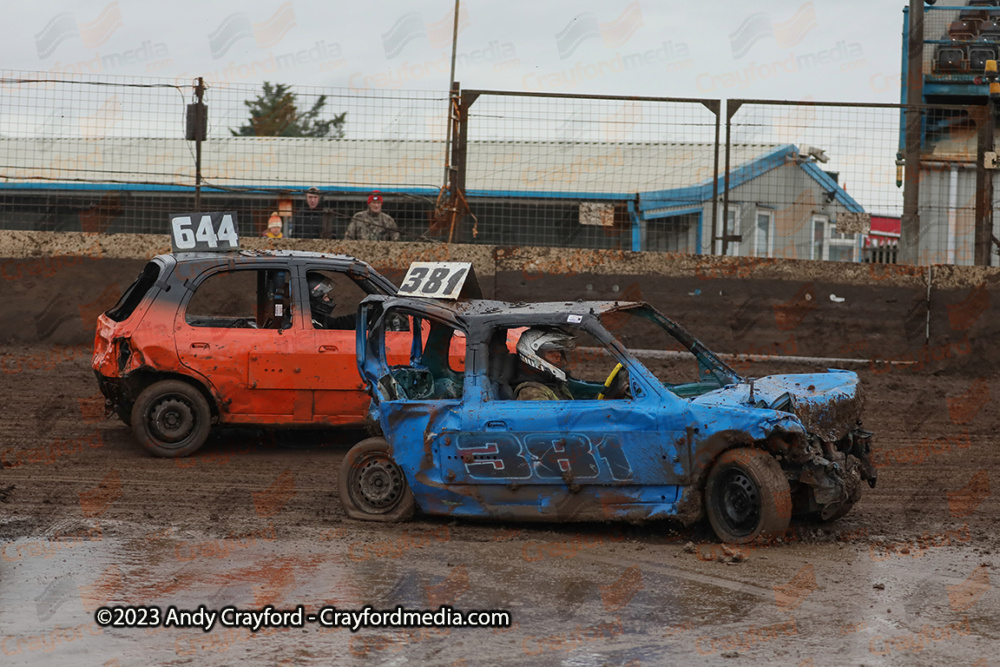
(338, 438, 416, 522)
(130, 380, 212, 457)
(705, 448, 792, 544)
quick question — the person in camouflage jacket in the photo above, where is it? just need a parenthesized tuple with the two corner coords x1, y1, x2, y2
(344, 191, 400, 241)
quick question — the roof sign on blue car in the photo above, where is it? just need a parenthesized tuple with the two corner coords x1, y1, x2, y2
(398, 262, 482, 299)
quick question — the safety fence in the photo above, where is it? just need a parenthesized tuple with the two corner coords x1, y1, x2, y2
(0, 70, 996, 264)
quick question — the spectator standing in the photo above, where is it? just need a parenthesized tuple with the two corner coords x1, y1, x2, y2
(262, 212, 283, 238)
(292, 186, 333, 238)
(344, 191, 399, 242)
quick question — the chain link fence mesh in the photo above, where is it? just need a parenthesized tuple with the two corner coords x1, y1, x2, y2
(0, 69, 994, 265)
(454, 91, 721, 250)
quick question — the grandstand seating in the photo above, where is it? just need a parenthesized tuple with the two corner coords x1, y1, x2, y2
(948, 20, 979, 41)
(979, 18, 1000, 39)
(959, 9, 990, 29)
(969, 44, 999, 70)
(935, 45, 968, 73)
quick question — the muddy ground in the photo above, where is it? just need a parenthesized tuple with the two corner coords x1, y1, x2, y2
(0, 340, 997, 666)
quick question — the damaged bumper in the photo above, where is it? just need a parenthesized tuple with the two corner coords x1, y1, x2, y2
(796, 427, 876, 519)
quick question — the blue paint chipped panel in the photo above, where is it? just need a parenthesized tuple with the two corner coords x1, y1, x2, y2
(350, 296, 877, 540)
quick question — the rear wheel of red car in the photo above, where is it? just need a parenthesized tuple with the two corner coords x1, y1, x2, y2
(130, 380, 212, 457)
(338, 438, 415, 522)
(705, 448, 791, 544)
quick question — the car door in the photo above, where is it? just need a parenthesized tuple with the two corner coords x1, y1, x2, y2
(439, 324, 690, 507)
(360, 305, 475, 493)
(302, 267, 411, 423)
(175, 262, 309, 422)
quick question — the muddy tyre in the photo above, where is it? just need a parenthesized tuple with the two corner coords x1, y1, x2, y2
(705, 448, 792, 544)
(130, 380, 212, 457)
(338, 438, 416, 522)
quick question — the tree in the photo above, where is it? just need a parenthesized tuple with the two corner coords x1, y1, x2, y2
(230, 82, 346, 138)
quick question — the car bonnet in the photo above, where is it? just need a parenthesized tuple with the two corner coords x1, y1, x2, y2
(688, 369, 863, 442)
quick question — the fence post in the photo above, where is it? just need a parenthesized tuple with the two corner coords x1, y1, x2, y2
(447, 88, 477, 243)
(720, 100, 743, 256)
(900, 0, 924, 265)
(707, 99, 721, 257)
(974, 102, 995, 266)
(195, 77, 205, 210)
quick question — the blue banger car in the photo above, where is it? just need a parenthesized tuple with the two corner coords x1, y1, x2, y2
(338, 295, 876, 544)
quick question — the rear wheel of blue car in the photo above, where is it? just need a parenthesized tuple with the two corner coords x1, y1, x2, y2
(130, 380, 212, 458)
(705, 448, 791, 544)
(339, 438, 416, 522)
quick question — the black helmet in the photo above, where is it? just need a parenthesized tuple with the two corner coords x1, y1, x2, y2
(308, 275, 336, 316)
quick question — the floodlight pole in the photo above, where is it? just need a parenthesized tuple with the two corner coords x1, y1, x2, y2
(449, 0, 460, 89)
(443, 0, 461, 195)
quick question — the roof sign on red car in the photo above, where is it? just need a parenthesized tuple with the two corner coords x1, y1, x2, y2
(170, 211, 240, 253)
(398, 262, 481, 300)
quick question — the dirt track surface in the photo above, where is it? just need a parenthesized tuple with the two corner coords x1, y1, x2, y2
(1, 342, 998, 666)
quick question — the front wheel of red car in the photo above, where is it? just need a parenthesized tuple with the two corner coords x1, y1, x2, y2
(705, 448, 792, 544)
(338, 438, 416, 522)
(130, 380, 212, 457)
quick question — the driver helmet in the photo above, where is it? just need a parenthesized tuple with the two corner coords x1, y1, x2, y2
(516, 327, 576, 382)
(307, 275, 337, 317)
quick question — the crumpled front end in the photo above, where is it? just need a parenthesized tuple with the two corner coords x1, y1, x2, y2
(691, 369, 876, 520)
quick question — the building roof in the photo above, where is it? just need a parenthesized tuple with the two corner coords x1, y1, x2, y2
(639, 144, 863, 214)
(0, 137, 862, 211)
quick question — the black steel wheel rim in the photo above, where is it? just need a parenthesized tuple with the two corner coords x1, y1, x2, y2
(350, 453, 405, 514)
(148, 397, 195, 444)
(713, 468, 761, 536)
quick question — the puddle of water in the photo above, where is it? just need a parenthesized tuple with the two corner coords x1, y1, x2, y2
(0, 523, 994, 666)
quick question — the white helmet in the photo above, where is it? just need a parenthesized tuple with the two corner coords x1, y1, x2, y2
(516, 328, 576, 381)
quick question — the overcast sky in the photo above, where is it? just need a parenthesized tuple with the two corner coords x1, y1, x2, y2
(3, 0, 907, 102)
(0, 0, 921, 216)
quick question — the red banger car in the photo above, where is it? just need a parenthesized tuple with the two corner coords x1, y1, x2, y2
(93, 250, 434, 457)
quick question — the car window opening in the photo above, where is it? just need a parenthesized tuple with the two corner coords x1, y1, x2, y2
(378, 308, 465, 401)
(599, 306, 738, 398)
(106, 261, 161, 322)
(185, 268, 292, 330)
(307, 270, 369, 331)
(488, 325, 631, 401)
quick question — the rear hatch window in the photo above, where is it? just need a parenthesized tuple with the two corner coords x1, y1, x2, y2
(105, 261, 162, 322)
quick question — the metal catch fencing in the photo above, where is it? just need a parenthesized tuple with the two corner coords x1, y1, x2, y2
(0, 70, 996, 265)
(0, 71, 450, 240)
(447, 90, 721, 251)
(722, 100, 988, 266)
